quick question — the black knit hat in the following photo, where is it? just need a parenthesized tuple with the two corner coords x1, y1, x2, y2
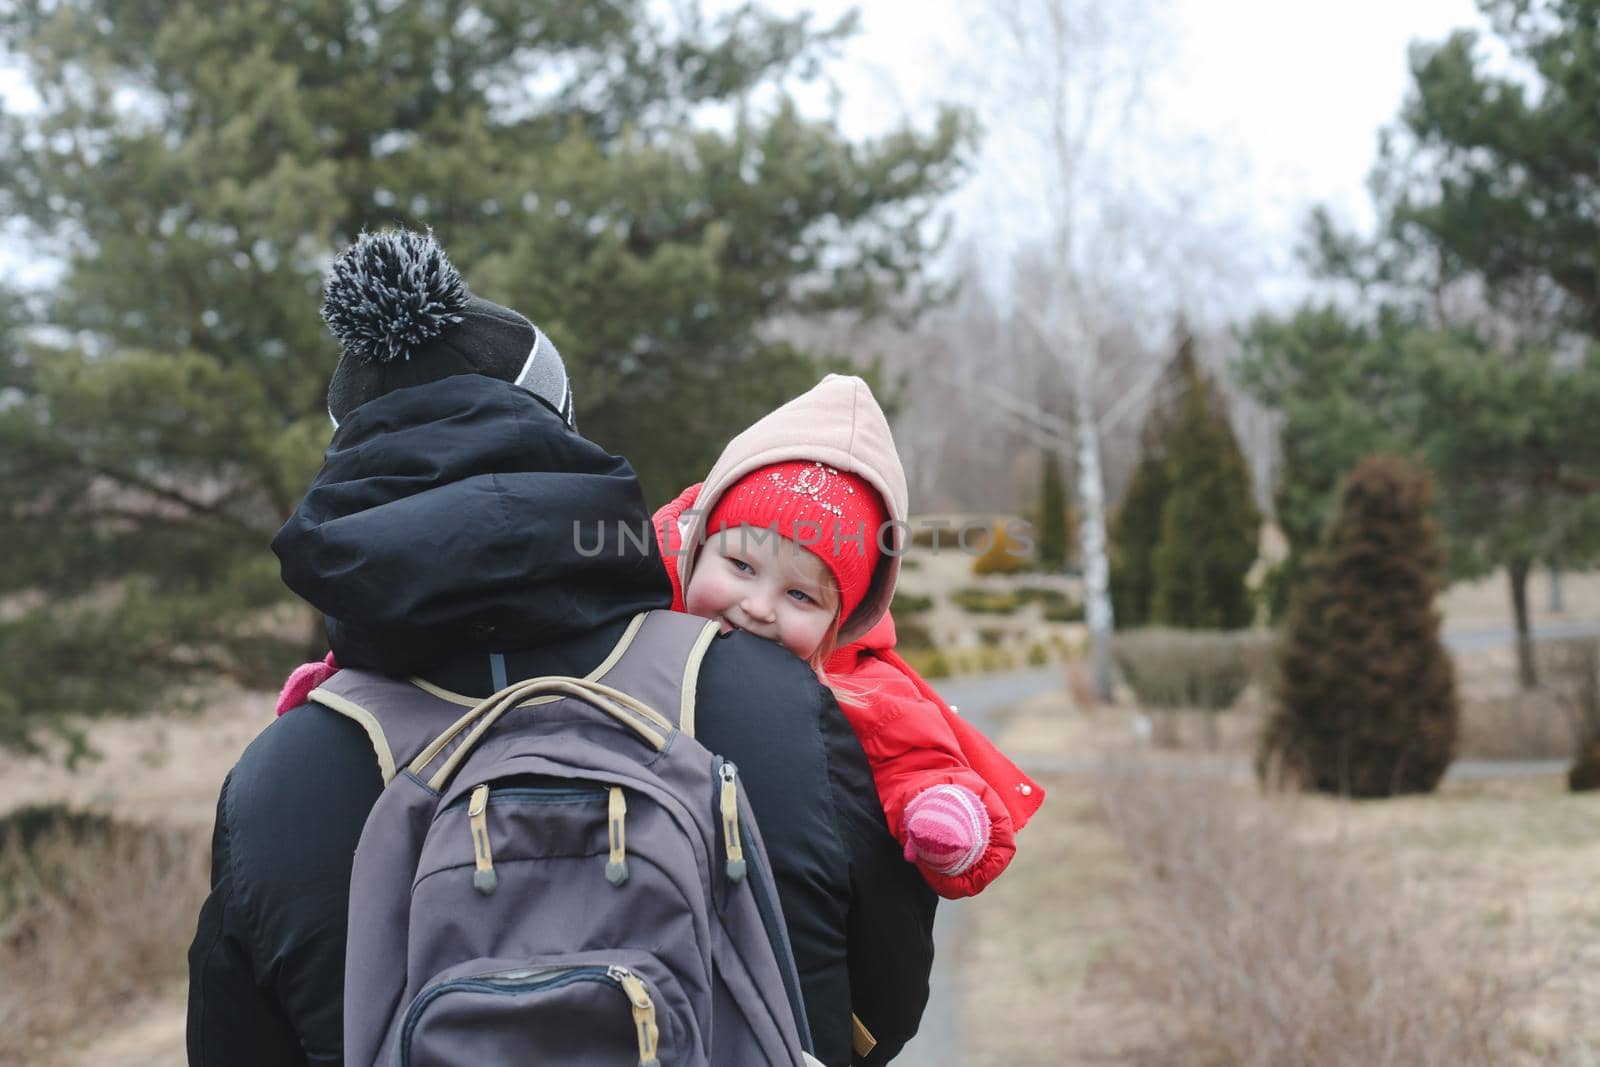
(322, 229, 575, 429)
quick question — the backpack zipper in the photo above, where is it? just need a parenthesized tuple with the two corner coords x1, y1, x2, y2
(719, 761, 746, 882)
(606, 785, 630, 886)
(400, 963, 662, 1067)
(468, 784, 497, 894)
(611, 965, 661, 1067)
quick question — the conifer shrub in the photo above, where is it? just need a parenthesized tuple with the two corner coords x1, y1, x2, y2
(1149, 360, 1260, 630)
(971, 522, 1028, 576)
(1258, 455, 1458, 797)
(1110, 452, 1169, 627)
(1546, 637, 1600, 792)
(1037, 452, 1070, 569)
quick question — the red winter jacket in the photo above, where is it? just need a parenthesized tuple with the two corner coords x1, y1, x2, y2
(655, 483, 1046, 898)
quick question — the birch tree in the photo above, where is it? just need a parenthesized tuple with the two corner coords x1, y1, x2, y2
(968, 0, 1235, 698)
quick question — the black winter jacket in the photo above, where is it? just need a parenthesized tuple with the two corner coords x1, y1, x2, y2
(186, 376, 935, 1067)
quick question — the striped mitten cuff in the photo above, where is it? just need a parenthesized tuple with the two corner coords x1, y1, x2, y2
(902, 784, 991, 876)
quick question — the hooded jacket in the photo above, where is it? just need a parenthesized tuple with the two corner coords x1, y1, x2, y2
(654, 375, 1045, 899)
(187, 375, 935, 1067)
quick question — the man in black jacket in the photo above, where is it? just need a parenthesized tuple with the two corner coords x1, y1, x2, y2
(185, 230, 935, 1066)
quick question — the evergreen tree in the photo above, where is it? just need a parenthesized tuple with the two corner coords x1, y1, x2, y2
(1149, 347, 1260, 629)
(1236, 308, 1409, 621)
(1037, 451, 1069, 569)
(1109, 452, 1167, 627)
(1254, 0, 1600, 679)
(1110, 331, 1258, 630)
(0, 0, 968, 749)
(1260, 455, 1459, 797)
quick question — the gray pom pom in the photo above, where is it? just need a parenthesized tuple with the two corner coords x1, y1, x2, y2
(321, 230, 469, 364)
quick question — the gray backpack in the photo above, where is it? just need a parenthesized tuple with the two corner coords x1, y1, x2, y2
(310, 610, 821, 1067)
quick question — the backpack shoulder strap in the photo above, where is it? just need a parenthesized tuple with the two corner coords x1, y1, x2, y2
(310, 669, 474, 786)
(308, 611, 718, 784)
(592, 610, 720, 736)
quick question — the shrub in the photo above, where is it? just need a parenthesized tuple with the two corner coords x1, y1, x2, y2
(1026, 643, 1049, 667)
(1545, 637, 1600, 791)
(908, 523, 965, 550)
(891, 591, 934, 616)
(894, 618, 935, 650)
(1043, 600, 1085, 623)
(950, 587, 1023, 615)
(971, 522, 1028, 576)
(902, 647, 953, 679)
(1014, 586, 1070, 611)
(1110, 451, 1169, 627)
(977, 627, 1007, 648)
(1112, 628, 1271, 710)
(1258, 455, 1458, 797)
(1037, 451, 1070, 569)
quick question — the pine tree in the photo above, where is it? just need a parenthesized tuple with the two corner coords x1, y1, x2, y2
(1150, 348, 1261, 630)
(1259, 454, 1459, 797)
(1037, 451, 1069, 569)
(0, 0, 968, 750)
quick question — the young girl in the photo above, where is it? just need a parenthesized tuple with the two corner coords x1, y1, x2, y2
(655, 373, 1044, 899)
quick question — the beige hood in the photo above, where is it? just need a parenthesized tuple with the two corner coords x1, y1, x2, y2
(676, 373, 909, 646)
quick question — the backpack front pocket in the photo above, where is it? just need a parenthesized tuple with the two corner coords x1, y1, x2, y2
(399, 952, 683, 1067)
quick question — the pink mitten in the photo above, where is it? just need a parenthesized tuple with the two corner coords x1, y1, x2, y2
(902, 784, 991, 876)
(275, 652, 339, 716)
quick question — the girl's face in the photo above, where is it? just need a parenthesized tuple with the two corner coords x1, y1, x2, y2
(684, 527, 840, 662)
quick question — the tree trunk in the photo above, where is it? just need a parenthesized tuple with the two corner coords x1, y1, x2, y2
(1508, 559, 1537, 689)
(1068, 334, 1116, 702)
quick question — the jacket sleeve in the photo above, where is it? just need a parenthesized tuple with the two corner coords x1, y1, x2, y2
(816, 688, 939, 1065)
(187, 773, 314, 1067)
(840, 655, 1017, 898)
(187, 706, 383, 1067)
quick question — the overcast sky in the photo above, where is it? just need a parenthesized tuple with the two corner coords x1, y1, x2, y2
(4, 1, 1491, 312)
(739, 0, 1490, 309)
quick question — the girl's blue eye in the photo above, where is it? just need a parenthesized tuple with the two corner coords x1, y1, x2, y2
(787, 589, 815, 605)
(730, 558, 753, 573)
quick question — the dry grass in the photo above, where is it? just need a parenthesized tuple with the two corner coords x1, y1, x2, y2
(1093, 765, 1517, 1067)
(0, 811, 209, 1066)
(965, 693, 1600, 1066)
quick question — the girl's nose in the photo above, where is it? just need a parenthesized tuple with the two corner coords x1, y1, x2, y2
(743, 590, 778, 623)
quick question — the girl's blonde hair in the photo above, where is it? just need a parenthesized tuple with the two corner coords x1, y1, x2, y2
(805, 582, 874, 709)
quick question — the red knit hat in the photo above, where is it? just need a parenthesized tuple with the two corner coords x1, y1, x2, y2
(705, 460, 889, 625)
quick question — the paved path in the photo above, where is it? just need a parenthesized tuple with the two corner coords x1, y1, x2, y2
(892, 667, 1064, 1066)
(1444, 619, 1600, 651)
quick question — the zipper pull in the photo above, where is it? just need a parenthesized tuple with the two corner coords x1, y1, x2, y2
(611, 967, 660, 1067)
(606, 786, 629, 887)
(720, 762, 746, 882)
(468, 784, 497, 894)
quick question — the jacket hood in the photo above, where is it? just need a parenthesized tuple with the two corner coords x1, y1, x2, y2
(273, 374, 670, 675)
(675, 374, 908, 646)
